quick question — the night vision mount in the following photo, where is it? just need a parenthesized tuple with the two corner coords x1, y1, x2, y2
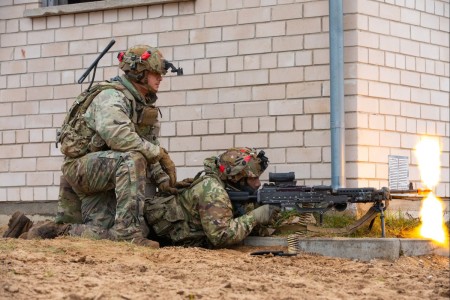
(164, 60, 183, 76)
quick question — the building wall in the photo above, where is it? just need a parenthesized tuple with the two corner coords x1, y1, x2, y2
(0, 0, 448, 205)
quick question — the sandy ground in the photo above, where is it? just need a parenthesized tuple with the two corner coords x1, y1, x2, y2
(0, 233, 449, 300)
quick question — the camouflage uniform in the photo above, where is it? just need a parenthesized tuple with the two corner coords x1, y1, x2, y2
(145, 148, 269, 248)
(58, 46, 174, 243)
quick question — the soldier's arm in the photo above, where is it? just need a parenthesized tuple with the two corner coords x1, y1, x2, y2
(197, 178, 257, 247)
(86, 89, 161, 164)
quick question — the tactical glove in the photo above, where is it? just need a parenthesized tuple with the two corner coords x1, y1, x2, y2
(159, 147, 177, 186)
(158, 180, 178, 195)
(249, 205, 280, 225)
(175, 178, 195, 189)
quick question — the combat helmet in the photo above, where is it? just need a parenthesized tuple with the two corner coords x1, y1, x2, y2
(118, 45, 167, 82)
(217, 147, 269, 183)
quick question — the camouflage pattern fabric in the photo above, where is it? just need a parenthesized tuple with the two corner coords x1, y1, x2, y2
(145, 156, 257, 248)
(63, 151, 149, 241)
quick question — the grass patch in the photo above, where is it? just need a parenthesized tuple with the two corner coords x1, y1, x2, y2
(273, 209, 430, 238)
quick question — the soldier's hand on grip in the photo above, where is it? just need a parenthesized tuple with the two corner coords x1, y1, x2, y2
(159, 147, 177, 186)
(175, 178, 194, 188)
(249, 205, 280, 225)
(158, 180, 178, 195)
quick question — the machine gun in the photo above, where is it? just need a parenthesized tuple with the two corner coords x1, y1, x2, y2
(228, 172, 429, 237)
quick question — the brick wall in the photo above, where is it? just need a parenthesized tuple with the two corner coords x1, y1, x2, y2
(0, 0, 448, 203)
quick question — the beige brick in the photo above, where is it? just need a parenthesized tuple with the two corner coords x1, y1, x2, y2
(186, 89, 217, 105)
(271, 3, 302, 20)
(242, 117, 258, 132)
(190, 28, 221, 44)
(304, 131, 329, 147)
(235, 133, 267, 148)
(173, 44, 204, 60)
(380, 2, 400, 20)
(358, 64, 378, 81)
(0, 116, 25, 130)
(380, 99, 401, 115)
(410, 25, 430, 43)
(1, 87, 26, 102)
(176, 121, 192, 136)
(25, 114, 53, 128)
(304, 98, 330, 114)
(368, 114, 385, 130)
(396, 116, 407, 132)
(205, 10, 237, 27)
(295, 115, 312, 130)
(29, 129, 43, 143)
(219, 87, 251, 103)
(208, 119, 224, 134)
(26, 86, 53, 101)
(400, 39, 420, 56)
(1, 32, 26, 47)
(421, 13, 440, 30)
(54, 84, 81, 99)
(287, 147, 321, 163)
(313, 114, 329, 130)
(236, 70, 268, 86)
(9, 158, 35, 172)
(304, 0, 329, 17)
(211, 57, 227, 72)
(252, 84, 284, 101)
(186, 151, 218, 167)
(160, 30, 189, 46)
(170, 136, 200, 151)
(26, 171, 53, 186)
(278, 52, 295, 67)
(201, 135, 234, 150)
(295, 51, 313, 66)
(203, 103, 234, 119)
(83, 23, 112, 39)
(401, 102, 421, 118)
(421, 73, 440, 90)
(400, 133, 420, 149)
(276, 116, 294, 131)
(237, 7, 270, 24)
(0, 173, 25, 187)
(421, 105, 440, 120)
(171, 106, 202, 121)
(310, 163, 331, 179)
(235, 102, 268, 117)
(268, 99, 303, 116)
(368, 81, 390, 98)
(380, 35, 400, 52)
(256, 21, 285, 38)
(203, 73, 234, 88)
(0, 103, 11, 116)
(304, 33, 329, 49)
(269, 67, 303, 84)
(225, 118, 242, 133)
(1, 60, 26, 75)
(368, 17, 389, 35)
(358, 31, 379, 48)
(380, 67, 401, 84)
(173, 14, 204, 30)
(368, 49, 384, 65)
(346, 145, 368, 162)
(411, 87, 430, 104)
(223, 24, 254, 41)
(401, 7, 420, 25)
(206, 41, 238, 57)
(390, 85, 410, 101)
(346, 129, 380, 146)
(276, 163, 311, 179)
(238, 38, 271, 55)
(400, 70, 420, 87)
(171, 75, 203, 91)
(287, 82, 322, 99)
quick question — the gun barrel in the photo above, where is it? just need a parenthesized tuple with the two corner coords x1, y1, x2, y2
(77, 39, 116, 84)
(390, 188, 431, 195)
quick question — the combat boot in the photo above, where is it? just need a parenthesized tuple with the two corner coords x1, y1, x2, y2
(24, 221, 71, 240)
(131, 237, 160, 248)
(3, 211, 33, 238)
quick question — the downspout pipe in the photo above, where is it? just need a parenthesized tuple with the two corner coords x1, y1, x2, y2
(329, 0, 346, 189)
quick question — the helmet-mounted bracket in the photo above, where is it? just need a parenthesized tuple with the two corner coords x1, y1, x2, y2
(164, 60, 183, 76)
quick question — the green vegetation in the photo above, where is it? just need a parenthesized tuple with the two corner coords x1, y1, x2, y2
(273, 209, 438, 238)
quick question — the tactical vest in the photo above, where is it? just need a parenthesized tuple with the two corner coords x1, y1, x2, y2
(57, 80, 159, 158)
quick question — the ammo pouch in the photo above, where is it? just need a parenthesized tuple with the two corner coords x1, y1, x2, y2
(144, 194, 190, 242)
(138, 106, 159, 126)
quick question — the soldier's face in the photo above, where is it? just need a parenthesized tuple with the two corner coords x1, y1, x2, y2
(147, 71, 162, 92)
(246, 177, 261, 191)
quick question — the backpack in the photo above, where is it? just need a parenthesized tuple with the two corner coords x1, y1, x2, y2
(56, 82, 130, 158)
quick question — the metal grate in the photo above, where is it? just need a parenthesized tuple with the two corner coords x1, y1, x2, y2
(388, 155, 409, 190)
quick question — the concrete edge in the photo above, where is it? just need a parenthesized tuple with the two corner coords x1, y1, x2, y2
(244, 236, 449, 261)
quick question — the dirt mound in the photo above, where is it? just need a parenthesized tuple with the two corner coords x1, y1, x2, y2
(1, 236, 449, 299)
